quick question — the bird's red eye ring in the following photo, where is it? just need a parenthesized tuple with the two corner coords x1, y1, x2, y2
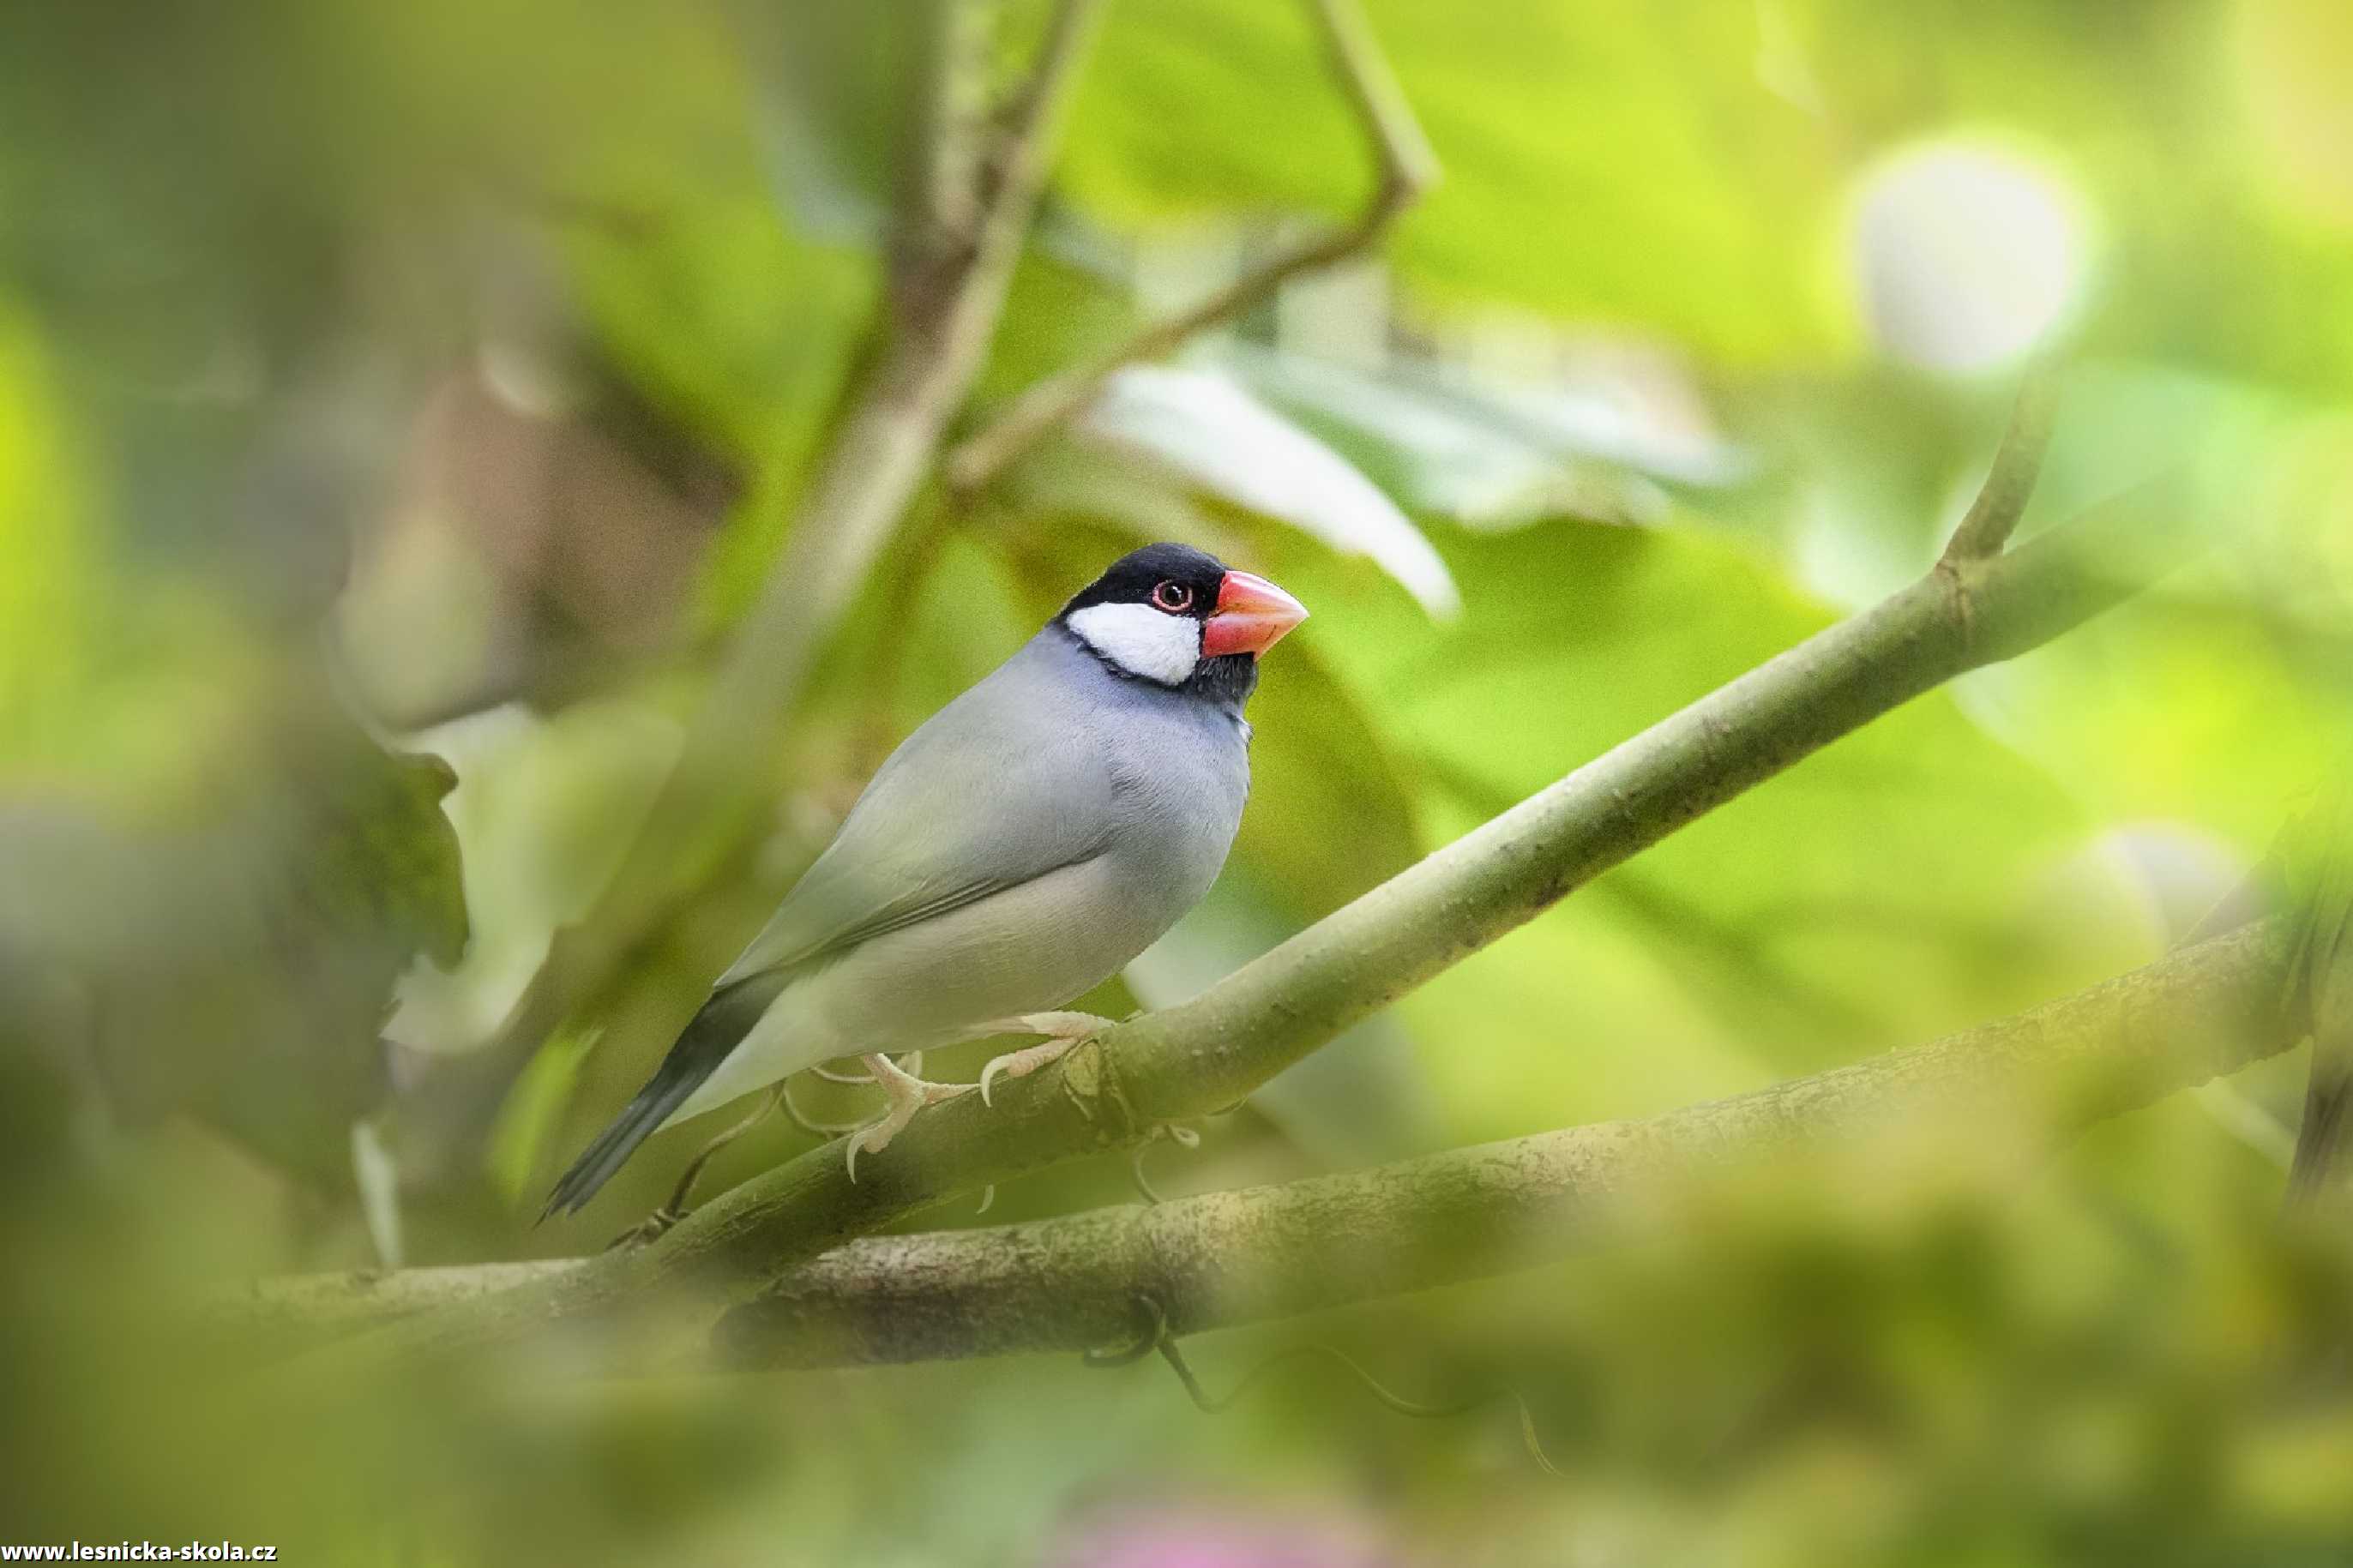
(1151, 581, 1195, 613)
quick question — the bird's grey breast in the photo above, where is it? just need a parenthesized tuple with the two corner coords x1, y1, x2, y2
(1074, 652, 1253, 933)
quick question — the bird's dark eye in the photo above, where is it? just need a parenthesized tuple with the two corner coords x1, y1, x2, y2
(1151, 581, 1195, 614)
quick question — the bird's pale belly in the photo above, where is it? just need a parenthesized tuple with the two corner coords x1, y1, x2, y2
(671, 698, 1247, 1123)
(672, 849, 1206, 1119)
(805, 853, 1182, 1048)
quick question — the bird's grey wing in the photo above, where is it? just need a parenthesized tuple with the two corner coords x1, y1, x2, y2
(714, 651, 1118, 988)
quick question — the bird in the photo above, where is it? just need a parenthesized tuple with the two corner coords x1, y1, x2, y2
(542, 542, 1307, 1223)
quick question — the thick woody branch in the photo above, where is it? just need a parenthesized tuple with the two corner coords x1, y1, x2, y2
(943, 0, 1440, 494)
(243, 922, 2290, 1364)
(734, 921, 2295, 1362)
(341, 442, 2199, 1369)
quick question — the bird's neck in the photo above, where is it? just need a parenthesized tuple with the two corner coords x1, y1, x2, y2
(1050, 621, 1257, 716)
(1180, 652, 1259, 712)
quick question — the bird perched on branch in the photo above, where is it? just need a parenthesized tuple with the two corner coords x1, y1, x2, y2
(544, 543, 1307, 1225)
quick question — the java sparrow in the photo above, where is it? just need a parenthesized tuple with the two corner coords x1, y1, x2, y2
(545, 543, 1308, 1217)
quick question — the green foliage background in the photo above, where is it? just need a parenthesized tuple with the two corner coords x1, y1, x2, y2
(2, 0, 2351, 1562)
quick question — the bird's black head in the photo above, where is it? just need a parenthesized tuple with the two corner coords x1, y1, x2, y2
(1059, 542, 1229, 627)
(1054, 543, 1307, 707)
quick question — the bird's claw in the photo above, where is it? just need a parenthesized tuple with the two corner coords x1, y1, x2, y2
(844, 1054, 975, 1182)
(603, 1204, 685, 1253)
(972, 1012, 1115, 1106)
(834, 1018, 1112, 1181)
(978, 1037, 1082, 1106)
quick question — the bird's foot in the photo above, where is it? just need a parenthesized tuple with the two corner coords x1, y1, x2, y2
(602, 1204, 686, 1253)
(846, 1053, 976, 1182)
(607, 1084, 785, 1247)
(975, 1012, 1116, 1106)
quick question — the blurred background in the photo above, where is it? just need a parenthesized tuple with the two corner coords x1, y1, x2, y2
(3, 0, 2352, 1561)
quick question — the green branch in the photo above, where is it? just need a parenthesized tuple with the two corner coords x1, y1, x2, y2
(943, 0, 1441, 494)
(727, 919, 2294, 1362)
(239, 922, 2287, 1367)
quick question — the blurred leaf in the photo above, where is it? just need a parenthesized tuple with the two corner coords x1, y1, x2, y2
(1061, 0, 1838, 359)
(2265, 774, 2353, 1201)
(485, 1023, 599, 1205)
(1223, 342, 1749, 529)
(744, 2, 924, 243)
(570, 199, 877, 632)
(340, 746, 471, 973)
(0, 300, 95, 768)
(1074, 363, 1459, 615)
(1225, 343, 1655, 528)
(973, 241, 1139, 408)
(1232, 638, 1422, 918)
(385, 699, 684, 1059)
(2282, 782, 2353, 1023)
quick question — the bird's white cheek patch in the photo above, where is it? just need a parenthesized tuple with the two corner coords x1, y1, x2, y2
(1068, 602, 1201, 685)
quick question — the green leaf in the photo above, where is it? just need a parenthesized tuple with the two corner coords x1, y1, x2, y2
(1072, 363, 1459, 615)
(1061, 0, 1840, 359)
(0, 300, 96, 771)
(1221, 342, 1748, 528)
(749, 3, 926, 242)
(570, 200, 878, 632)
(1231, 636, 1423, 919)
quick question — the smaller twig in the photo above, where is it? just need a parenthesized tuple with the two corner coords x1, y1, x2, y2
(983, 0, 1108, 213)
(780, 1078, 867, 1138)
(1160, 1336, 1476, 1419)
(1128, 1141, 1164, 1205)
(1087, 1294, 1562, 1474)
(1080, 1295, 1170, 1368)
(1940, 361, 2061, 563)
(1128, 1122, 1201, 1205)
(668, 1088, 779, 1208)
(911, 0, 995, 250)
(942, 0, 1440, 494)
(605, 1084, 788, 1251)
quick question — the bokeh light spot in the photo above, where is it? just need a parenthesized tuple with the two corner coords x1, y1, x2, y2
(1851, 140, 2094, 375)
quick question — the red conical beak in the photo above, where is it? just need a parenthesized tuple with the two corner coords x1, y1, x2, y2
(1201, 570, 1308, 658)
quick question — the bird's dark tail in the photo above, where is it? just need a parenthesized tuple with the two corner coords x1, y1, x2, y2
(2287, 1072, 2351, 1211)
(539, 975, 785, 1222)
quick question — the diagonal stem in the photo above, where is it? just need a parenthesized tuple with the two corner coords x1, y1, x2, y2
(943, 0, 1440, 494)
(1940, 359, 2062, 562)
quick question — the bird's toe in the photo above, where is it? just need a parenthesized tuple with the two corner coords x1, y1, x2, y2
(979, 1035, 1088, 1107)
